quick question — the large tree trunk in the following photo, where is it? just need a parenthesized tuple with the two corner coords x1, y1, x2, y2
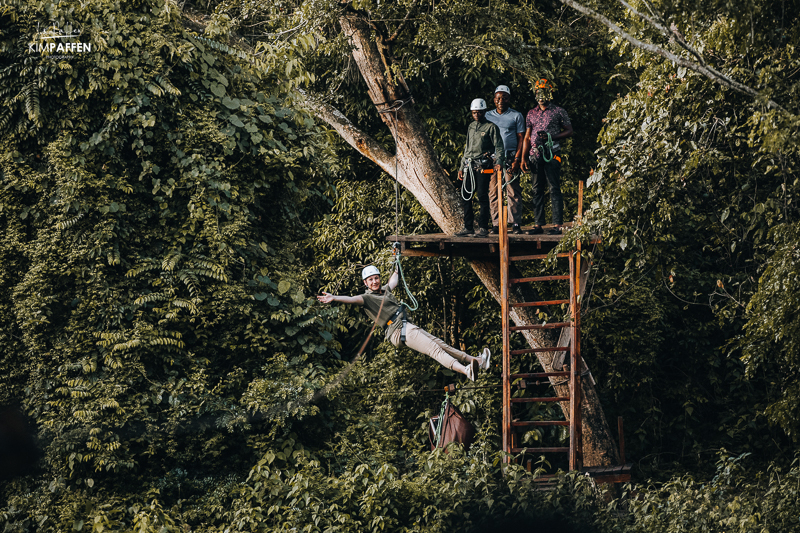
(310, 13, 618, 467)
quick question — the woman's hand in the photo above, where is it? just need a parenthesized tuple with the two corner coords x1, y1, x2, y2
(317, 292, 335, 304)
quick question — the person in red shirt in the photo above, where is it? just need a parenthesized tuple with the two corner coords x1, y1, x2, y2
(521, 79, 574, 235)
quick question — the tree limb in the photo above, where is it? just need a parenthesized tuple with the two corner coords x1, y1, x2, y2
(559, 0, 786, 112)
(617, 0, 668, 35)
(521, 44, 594, 52)
(386, 0, 420, 43)
(297, 89, 398, 179)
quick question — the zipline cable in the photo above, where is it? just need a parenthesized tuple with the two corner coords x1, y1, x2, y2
(376, 98, 419, 313)
(377, 384, 502, 396)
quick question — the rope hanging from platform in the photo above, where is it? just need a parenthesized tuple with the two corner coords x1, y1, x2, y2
(377, 99, 419, 314)
(376, 99, 412, 242)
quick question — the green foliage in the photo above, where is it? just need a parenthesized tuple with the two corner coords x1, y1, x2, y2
(225, 443, 607, 532)
(737, 222, 800, 440)
(584, 0, 800, 457)
(617, 452, 800, 533)
(0, 0, 343, 529)
(2, 0, 800, 530)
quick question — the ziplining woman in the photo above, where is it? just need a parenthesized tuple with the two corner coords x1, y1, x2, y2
(317, 264, 491, 381)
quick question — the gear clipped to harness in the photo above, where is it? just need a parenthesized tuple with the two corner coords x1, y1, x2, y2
(461, 152, 496, 201)
(477, 152, 495, 171)
(536, 131, 556, 163)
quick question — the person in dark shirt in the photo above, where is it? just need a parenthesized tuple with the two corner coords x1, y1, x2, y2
(521, 79, 573, 235)
(317, 265, 491, 381)
(456, 98, 505, 238)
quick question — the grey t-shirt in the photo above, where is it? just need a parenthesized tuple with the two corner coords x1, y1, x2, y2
(361, 284, 403, 340)
(486, 107, 525, 152)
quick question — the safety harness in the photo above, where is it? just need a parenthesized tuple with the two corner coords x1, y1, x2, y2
(387, 306, 408, 342)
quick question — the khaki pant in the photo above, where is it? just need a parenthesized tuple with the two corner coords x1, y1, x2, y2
(489, 168, 523, 226)
(389, 323, 471, 370)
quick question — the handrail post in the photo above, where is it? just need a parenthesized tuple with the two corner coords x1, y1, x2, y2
(499, 168, 511, 462)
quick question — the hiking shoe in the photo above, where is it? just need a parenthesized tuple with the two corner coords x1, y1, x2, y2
(511, 225, 523, 234)
(473, 227, 488, 237)
(479, 347, 491, 370)
(526, 225, 544, 235)
(466, 359, 479, 382)
(547, 226, 562, 235)
(489, 227, 499, 234)
(455, 227, 474, 237)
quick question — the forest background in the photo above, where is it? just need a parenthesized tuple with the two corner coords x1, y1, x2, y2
(1, 0, 800, 531)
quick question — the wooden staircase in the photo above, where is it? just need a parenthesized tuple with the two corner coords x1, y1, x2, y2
(387, 178, 630, 483)
(499, 223, 584, 469)
(496, 179, 631, 484)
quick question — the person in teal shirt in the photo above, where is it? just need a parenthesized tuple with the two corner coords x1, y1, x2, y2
(486, 85, 526, 234)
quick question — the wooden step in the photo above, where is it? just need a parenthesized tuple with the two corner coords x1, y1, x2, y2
(511, 253, 570, 261)
(511, 447, 570, 453)
(510, 322, 571, 331)
(511, 396, 569, 403)
(510, 275, 570, 284)
(511, 299, 569, 307)
(510, 347, 569, 355)
(581, 463, 633, 484)
(512, 421, 569, 427)
(529, 472, 560, 490)
(511, 372, 570, 379)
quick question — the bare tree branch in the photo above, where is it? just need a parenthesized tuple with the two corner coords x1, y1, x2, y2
(559, 0, 786, 112)
(618, 0, 668, 34)
(297, 89, 398, 179)
(521, 44, 593, 52)
(386, 0, 420, 43)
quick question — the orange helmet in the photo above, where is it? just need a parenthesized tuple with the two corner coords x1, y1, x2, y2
(534, 79, 554, 101)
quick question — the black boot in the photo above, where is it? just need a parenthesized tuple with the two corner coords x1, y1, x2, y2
(526, 225, 543, 235)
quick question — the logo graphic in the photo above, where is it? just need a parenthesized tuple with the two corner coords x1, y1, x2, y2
(28, 23, 92, 57)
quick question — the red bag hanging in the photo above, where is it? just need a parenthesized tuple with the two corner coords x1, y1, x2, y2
(429, 398, 475, 452)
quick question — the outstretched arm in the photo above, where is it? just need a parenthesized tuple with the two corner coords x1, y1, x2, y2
(387, 263, 399, 291)
(317, 292, 364, 305)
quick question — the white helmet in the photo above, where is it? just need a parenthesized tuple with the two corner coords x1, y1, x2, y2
(494, 85, 510, 95)
(470, 98, 487, 111)
(361, 265, 380, 280)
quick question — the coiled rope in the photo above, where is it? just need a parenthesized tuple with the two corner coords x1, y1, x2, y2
(537, 132, 555, 163)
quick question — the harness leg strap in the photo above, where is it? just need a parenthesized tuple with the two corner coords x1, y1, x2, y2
(400, 306, 408, 343)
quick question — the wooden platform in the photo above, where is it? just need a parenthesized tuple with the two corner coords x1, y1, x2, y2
(387, 223, 600, 259)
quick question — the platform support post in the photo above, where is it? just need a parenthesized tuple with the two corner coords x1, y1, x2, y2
(499, 169, 511, 462)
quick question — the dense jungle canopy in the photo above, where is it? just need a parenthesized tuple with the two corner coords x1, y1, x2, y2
(1, 0, 800, 531)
